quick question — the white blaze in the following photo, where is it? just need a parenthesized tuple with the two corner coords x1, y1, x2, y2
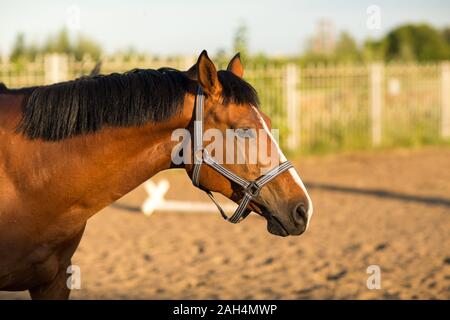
(252, 106, 313, 227)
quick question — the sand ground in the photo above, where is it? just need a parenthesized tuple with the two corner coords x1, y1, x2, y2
(1, 147, 449, 299)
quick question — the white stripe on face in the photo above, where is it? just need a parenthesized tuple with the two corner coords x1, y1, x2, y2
(252, 106, 313, 227)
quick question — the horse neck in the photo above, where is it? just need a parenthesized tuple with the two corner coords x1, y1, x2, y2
(6, 97, 195, 220)
(56, 117, 191, 218)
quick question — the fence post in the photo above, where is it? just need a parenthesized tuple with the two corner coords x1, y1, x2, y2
(285, 64, 300, 151)
(441, 61, 450, 139)
(44, 53, 68, 84)
(369, 63, 384, 146)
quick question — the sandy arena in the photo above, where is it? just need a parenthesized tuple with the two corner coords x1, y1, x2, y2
(1, 147, 449, 299)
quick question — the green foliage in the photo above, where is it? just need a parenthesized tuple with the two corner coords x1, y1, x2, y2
(11, 33, 29, 62)
(44, 29, 72, 54)
(362, 38, 385, 62)
(300, 23, 450, 65)
(334, 31, 362, 63)
(73, 35, 102, 60)
(9, 29, 102, 62)
(233, 22, 249, 61)
(299, 52, 329, 65)
(301, 31, 361, 65)
(443, 27, 450, 45)
(382, 24, 450, 62)
(213, 48, 229, 69)
(302, 119, 371, 155)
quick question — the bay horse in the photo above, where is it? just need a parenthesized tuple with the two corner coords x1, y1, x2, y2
(0, 51, 313, 299)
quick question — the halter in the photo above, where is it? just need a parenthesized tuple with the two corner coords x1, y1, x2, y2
(191, 87, 293, 223)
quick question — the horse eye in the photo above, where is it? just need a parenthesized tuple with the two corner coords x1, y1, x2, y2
(236, 128, 255, 138)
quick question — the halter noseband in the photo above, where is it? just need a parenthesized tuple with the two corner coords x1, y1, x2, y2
(191, 87, 293, 223)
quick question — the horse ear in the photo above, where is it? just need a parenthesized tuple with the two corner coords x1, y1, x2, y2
(227, 52, 244, 78)
(196, 50, 220, 96)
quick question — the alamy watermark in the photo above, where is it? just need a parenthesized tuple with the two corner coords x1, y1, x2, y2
(67, 265, 81, 290)
(366, 5, 381, 30)
(366, 265, 381, 289)
(66, 5, 81, 31)
(171, 126, 283, 174)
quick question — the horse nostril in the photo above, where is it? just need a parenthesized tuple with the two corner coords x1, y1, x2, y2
(293, 203, 308, 230)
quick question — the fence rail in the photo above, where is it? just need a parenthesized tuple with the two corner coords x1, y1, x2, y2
(1, 54, 449, 154)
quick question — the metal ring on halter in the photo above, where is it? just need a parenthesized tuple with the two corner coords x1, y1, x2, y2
(244, 182, 260, 197)
(190, 86, 293, 224)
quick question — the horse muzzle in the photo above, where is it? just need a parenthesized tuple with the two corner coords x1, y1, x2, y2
(265, 202, 310, 237)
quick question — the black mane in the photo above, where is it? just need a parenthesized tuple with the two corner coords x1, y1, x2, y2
(17, 68, 259, 141)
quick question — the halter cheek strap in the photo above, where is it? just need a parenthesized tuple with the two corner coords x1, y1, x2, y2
(191, 87, 293, 223)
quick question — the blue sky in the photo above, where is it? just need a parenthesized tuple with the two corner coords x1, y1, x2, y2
(0, 0, 449, 56)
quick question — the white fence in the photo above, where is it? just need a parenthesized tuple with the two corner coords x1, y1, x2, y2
(1, 54, 449, 153)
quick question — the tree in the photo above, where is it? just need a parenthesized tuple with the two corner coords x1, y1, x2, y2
(214, 48, 228, 68)
(73, 35, 102, 60)
(443, 27, 450, 44)
(383, 24, 449, 62)
(363, 38, 385, 62)
(233, 22, 249, 60)
(43, 29, 72, 54)
(300, 31, 363, 65)
(9, 29, 102, 62)
(10, 33, 27, 62)
(334, 31, 361, 63)
(442, 27, 450, 57)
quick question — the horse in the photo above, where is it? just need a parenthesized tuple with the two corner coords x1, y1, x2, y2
(0, 50, 313, 299)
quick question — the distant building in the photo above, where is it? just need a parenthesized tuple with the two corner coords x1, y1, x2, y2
(312, 19, 335, 55)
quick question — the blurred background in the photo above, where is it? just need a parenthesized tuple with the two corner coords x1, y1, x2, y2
(0, 0, 449, 299)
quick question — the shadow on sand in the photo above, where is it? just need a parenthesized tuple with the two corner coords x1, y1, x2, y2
(306, 182, 450, 208)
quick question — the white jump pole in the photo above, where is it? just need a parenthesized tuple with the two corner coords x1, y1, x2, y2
(141, 179, 238, 216)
